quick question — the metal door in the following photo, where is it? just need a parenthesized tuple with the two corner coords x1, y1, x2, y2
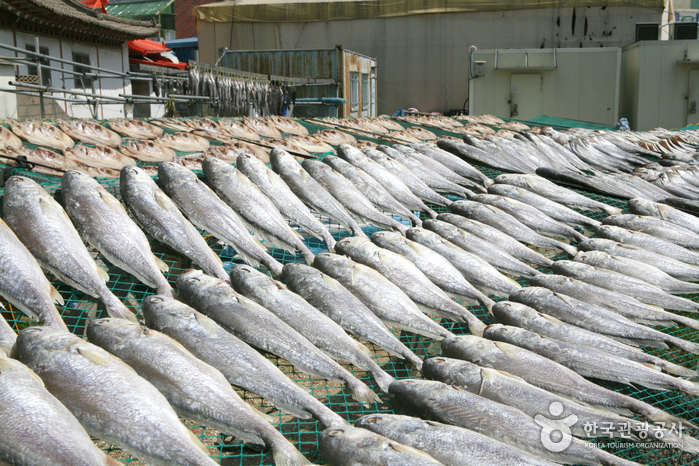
(687, 70, 699, 126)
(510, 74, 541, 120)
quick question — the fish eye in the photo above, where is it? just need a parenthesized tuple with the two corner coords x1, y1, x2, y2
(149, 297, 163, 303)
(433, 358, 445, 364)
(452, 336, 463, 341)
(326, 429, 344, 437)
(93, 319, 109, 325)
(402, 380, 416, 385)
(363, 416, 382, 424)
(187, 277, 200, 283)
(127, 168, 138, 175)
(24, 327, 42, 334)
(241, 268, 251, 274)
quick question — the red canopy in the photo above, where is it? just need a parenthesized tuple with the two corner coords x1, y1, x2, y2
(129, 57, 187, 70)
(81, 0, 109, 13)
(129, 39, 171, 57)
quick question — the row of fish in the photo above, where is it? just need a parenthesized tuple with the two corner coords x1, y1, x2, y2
(2, 119, 699, 464)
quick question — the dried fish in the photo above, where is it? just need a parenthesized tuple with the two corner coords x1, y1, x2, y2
(217, 118, 260, 141)
(64, 144, 136, 169)
(244, 117, 282, 139)
(58, 120, 122, 147)
(315, 129, 358, 146)
(265, 116, 309, 136)
(158, 132, 211, 152)
(10, 120, 74, 151)
(0, 125, 22, 150)
(121, 140, 176, 162)
(149, 118, 193, 132)
(285, 135, 335, 154)
(108, 119, 163, 139)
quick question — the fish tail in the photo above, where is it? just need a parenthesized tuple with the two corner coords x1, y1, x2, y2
(371, 368, 395, 394)
(270, 436, 313, 466)
(561, 243, 578, 256)
(670, 336, 699, 356)
(672, 434, 699, 455)
(101, 292, 138, 323)
(346, 377, 381, 405)
(647, 408, 699, 431)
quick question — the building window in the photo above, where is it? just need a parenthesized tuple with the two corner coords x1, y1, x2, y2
(72, 52, 93, 90)
(25, 44, 51, 87)
(361, 73, 369, 111)
(350, 72, 359, 112)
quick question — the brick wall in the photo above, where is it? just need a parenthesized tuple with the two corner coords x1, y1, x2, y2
(175, 0, 215, 38)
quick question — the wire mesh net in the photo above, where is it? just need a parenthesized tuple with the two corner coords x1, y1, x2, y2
(0, 118, 697, 465)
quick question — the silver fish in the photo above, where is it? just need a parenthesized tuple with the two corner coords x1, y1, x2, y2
(355, 413, 556, 466)
(485, 324, 699, 396)
(471, 193, 587, 243)
(422, 357, 697, 453)
(86, 318, 311, 466)
(437, 213, 553, 267)
(177, 270, 379, 404)
(119, 166, 229, 283)
(312, 252, 453, 341)
(158, 162, 283, 275)
(450, 200, 578, 256)
(229, 263, 395, 393)
(270, 148, 366, 237)
(0, 355, 120, 466)
(410, 142, 492, 185)
(629, 197, 699, 235)
(3, 176, 136, 322)
(389, 379, 642, 466)
(15, 326, 218, 466)
(0, 313, 15, 356)
(603, 214, 699, 250)
(364, 147, 454, 207)
(280, 262, 423, 369)
(579, 237, 699, 282)
(492, 301, 695, 377)
(62, 170, 174, 297)
(335, 236, 487, 337)
(529, 273, 699, 330)
(336, 144, 437, 218)
(371, 230, 496, 305)
(108, 118, 163, 139)
(303, 159, 409, 233)
(596, 224, 699, 266)
(551, 260, 699, 314)
(405, 228, 521, 297)
(141, 294, 346, 428)
(378, 145, 476, 198)
(493, 174, 623, 216)
(487, 183, 600, 229)
(320, 425, 445, 466)
(441, 335, 692, 428)
(422, 219, 540, 278)
(0, 217, 66, 329)
(509, 286, 699, 354)
(322, 154, 422, 226)
(203, 157, 315, 264)
(574, 250, 699, 295)
(237, 153, 337, 250)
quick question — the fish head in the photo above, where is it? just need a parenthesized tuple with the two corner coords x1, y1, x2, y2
(508, 286, 555, 306)
(628, 197, 657, 215)
(120, 165, 158, 192)
(491, 301, 538, 325)
(312, 252, 354, 278)
(335, 236, 376, 259)
(405, 227, 441, 247)
(157, 160, 195, 188)
(595, 224, 630, 240)
(422, 357, 482, 391)
(577, 238, 617, 252)
(228, 264, 276, 292)
(370, 230, 404, 250)
(280, 262, 320, 287)
(574, 250, 610, 266)
(3, 176, 51, 202)
(550, 260, 593, 277)
(483, 323, 530, 345)
(269, 148, 300, 174)
(86, 318, 145, 351)
(441, 334, 501, 361)
(176, 269, 232, 303)
(61, 169, 101, 193)
(354, 413, 407, 435)
(336, 144, 366, 164)
(300, 159, 328, 177)
(236, 152, 266, 174)
(141, 294, 198, 333)
(15, 326, 81, 359)
(201, 155, 227, 177)
(388, 379, 448, 410)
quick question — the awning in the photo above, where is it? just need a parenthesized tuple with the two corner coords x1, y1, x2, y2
(81, 0, 109, 14)
(106, 0, 173, 18)
(129, 58, 187, 69)
(129, 39, 171, 56)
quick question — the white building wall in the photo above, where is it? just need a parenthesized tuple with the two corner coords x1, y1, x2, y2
(198, 6, 660, 115)
(4, 29, 132, 119)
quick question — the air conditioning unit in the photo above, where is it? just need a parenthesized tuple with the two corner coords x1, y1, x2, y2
(674, 22, 698, 40)
(635, 23, 660, 41)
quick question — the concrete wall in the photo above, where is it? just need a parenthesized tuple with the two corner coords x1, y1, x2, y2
(197, 6, 661, 115)
(620, 41, 699, 131)
(469, 48, 621, 126)
(3, 29, 132, 119)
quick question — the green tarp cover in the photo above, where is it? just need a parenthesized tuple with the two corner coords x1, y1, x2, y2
(106, 0, 174, 18)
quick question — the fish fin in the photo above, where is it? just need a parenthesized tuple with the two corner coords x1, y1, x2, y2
(99, 191, 127, 213)
(487, 367, 528, 383)
(321, 273, 344, 291)
(270, 400, 313, 420)
(539, 313, 566, 325)
(194, 313, 221, 333)
(96, 267, 110, 283)
(639, 362, 663, 372)
(154, 256, 169, 273)
(389, 442, 438, 460)
(0, 357, 40, 383)
(187, 428, 211, 456)
(77, 347, 115, 366)
(300, 170, 308, 182)
(154, 191, 172, 211)
(241, 217, 298, 255)
(355, 340, 373, 357)
(493, 341, 518, 356)
(49, 284, 65, 306)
